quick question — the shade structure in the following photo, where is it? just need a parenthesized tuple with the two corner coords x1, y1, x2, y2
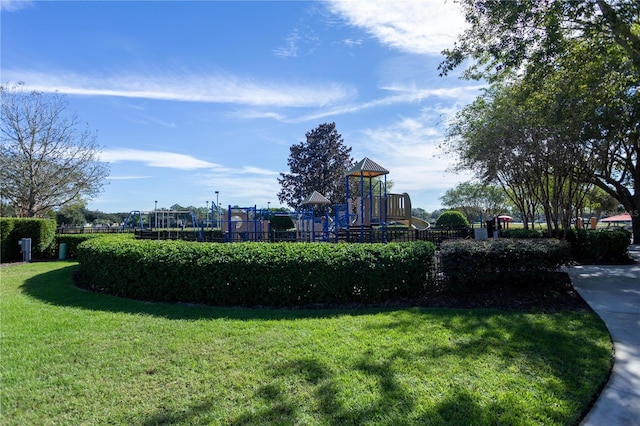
(498, 215, 513, 221)
(300, 191, 331, 206)
(601, 213, 632, 222)
(345, 157, 389, 178)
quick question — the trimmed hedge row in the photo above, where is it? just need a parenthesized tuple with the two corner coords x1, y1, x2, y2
(77, 238, 436, 307)
(500, 228, 545, 239)
(440, 238, 571, 292)
(55, 233, 134, 259)
(566, 228, 631, 263)
(501, 227, 631, 263)
(0, 218, 57, 262)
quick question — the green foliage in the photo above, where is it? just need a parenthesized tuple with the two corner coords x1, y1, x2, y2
(435, 210, 470, 229)
(441, 0, 640, 244)
(55, 199, 88, 225)
(567, 228, 632, 263)
(3, 262, 612, 425)
(269, 214, 294, 231)
(500, 228, 545, 239)
(277, 122, 354, 208)
(440, 181, 507, 222)
(54, 233, 134, 259)
(78, 239, 436, 307)
(0, 218, 56, 262)
(440, 238, 571, 292)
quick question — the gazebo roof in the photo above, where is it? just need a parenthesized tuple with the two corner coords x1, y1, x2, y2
(301, 191, 331, 205)
(345, 157, 389, 178)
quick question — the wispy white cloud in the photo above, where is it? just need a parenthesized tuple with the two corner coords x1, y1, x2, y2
(287, 84, 483, 123)
(352, 107, 474, 199)
(341, 38, 363, 48)
(3, 69, 353, 108)
(273, 22, 319, 58)
(109, 175, 154, 180)
(273, 29, 301, 58)
(325, 0, 467, 55)
(238, 166, 280, 176)
(0, 0, 32, 12)
(232, 110, 288, 121)
(101, 148, 222, 171)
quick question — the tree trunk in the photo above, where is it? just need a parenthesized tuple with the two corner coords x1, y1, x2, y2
(631, 212, 640, 245)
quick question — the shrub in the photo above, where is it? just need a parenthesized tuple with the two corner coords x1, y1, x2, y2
(0, 218, 57, 262)
(55, 233, 134, 259)
(439, 238, 571, 292)
(435, 210, 470, 229)
(567, 228, 631, 263)
(269, 215, 294, 231)
(77, 239, 437, 307)
(500, 228, 545, 239)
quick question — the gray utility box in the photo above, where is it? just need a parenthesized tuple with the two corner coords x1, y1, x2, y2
(18, 238, 32, 262)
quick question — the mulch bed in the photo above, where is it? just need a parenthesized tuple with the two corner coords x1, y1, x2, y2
(415, 272, 590, 312)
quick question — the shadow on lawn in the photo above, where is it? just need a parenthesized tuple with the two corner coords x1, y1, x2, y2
(227, 335, 608, 425)
(20, 264, 610, 425)
(224, 324, 610, 426)
(19, 263, 403, 321)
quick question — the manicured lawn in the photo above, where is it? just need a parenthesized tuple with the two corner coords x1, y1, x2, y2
(2, 261, 612, 425)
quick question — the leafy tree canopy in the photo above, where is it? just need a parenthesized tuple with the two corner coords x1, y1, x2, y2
(277, 122, 354, 209)
(440, 181, 507, 223)
(440, 0, 640, 241)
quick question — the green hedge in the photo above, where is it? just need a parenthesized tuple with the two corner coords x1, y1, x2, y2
(0, 218, 57, 262)
(566, 228, 631, 263)
(55, 233, 134, 259)
(439, 238, 571, 292)
(500, 228, 545, 239)
(77, 239, 436, 307)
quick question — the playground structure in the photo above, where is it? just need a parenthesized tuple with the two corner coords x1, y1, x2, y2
(122, 210, 204, 241)
(123, 157, 430, 243)
(225, 206, 270, 242)
(294, 157, 430, 243)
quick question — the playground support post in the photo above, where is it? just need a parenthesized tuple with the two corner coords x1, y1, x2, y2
(215, 191, 220, 229)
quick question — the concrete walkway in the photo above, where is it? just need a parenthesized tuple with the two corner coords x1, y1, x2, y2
(568, 245, 640, 426)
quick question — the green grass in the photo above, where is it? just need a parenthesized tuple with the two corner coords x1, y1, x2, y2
(1, 262, 612, 425)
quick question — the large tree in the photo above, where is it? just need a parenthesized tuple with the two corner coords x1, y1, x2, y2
(277, 122, 354, 208)
(446, 76, 597, 235)
(440, 0, 640, 242)
(1, 84, 109, 217)
(439, 0, 639, 81)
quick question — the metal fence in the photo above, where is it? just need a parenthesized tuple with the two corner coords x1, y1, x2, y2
(63, 224, 472, 251)
(56, 226, 129, 234)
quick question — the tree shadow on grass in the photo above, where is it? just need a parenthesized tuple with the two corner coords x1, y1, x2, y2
(19, 263, 404, 321)
(18, 264, 612, 425)
(224, 353, 519, 425)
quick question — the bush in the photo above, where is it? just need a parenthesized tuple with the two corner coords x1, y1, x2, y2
(0, 218, 57, 262)
(500, 228, 545, 239)
(435, 210, 470, 229)
(567, 228, 631, 263)
(439, 238, 571, 292)
(78, 239, 437, 307)
(55, 233, 134, 259)
(269, 214, 294, 231)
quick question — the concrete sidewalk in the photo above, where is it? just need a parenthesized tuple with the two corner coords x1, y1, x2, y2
(568, 245, 640, 426)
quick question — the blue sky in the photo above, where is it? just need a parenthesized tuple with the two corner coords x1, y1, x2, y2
(1, 0, 481, 213)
